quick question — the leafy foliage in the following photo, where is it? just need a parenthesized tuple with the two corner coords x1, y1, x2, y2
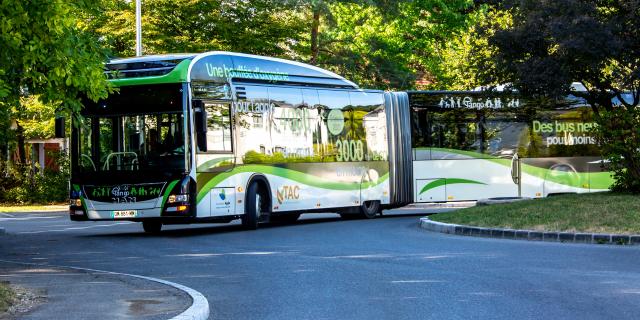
(86, 0, 306, 58)
(596, 108, 640, 192)
(85, 0, 474, 89)
(18, 97, 56, 140)
(0, 151, 70, 204)
(0, 1, 110, 112)
(0, 0, 111, 164)
(311, 0, 474, 89)
(436, 7, 512, 90)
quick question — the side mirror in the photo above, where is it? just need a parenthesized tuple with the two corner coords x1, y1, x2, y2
(55, 117, 65, 138)
(193, 100, 207, 152)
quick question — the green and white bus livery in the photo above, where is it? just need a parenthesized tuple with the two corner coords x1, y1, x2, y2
(63, 52, 613, 233)
(67, 52, 411, 232)
(408, 91, 614, 202)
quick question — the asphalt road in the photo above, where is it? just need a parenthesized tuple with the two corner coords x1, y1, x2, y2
(1, 211, 640, 319)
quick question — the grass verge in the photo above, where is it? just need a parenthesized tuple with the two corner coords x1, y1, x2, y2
(430, 192, 640, 234)
(0, 204, 67, 213)
(0, 281, 15, 314)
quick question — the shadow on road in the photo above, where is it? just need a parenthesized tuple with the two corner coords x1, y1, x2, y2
(81, 212, 427, 238)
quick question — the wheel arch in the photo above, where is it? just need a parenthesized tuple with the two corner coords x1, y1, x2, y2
(245, 174, 273, 211)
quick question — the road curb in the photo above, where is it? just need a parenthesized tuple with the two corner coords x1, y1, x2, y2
(420, 217, 640, 246)
(0, 259, 209, 320)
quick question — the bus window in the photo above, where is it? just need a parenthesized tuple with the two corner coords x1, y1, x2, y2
(520, 106, 600, 157)
(302, 89, 320, 108)
(412, 107, 523, 160)
(204, 102, 232, 152)
(318, 89, 349, 110)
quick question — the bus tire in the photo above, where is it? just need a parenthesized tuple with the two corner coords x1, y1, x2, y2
(360, 200, 380, 219)
(242, 182, 267, 230)
(142, 220, 162, 233)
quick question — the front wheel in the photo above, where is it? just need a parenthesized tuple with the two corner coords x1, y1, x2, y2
(242, 182, 268, 230)
(142, 220, 162, 233)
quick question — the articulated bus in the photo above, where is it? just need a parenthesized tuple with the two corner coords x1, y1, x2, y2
(66, 52, 412, 232)
(63, 51, 611, 232)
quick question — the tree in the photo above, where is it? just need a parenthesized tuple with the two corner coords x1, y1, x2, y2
(86, 0, 306, 58)
(0, 0, 110, 168)
(436, 7, 512, 90)
(485, 0, 640, 192)
(309, 0, 474, 89)
(85, 0, 475, 90)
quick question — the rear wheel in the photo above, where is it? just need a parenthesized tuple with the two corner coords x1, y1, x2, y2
(359, 200, 380, 219)
(142, 220, 162, 233)
(242, 182, 268, 230)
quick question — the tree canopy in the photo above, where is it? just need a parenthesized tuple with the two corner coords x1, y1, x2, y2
(85, 0, 474, 89)
(0, 0, 111, 164)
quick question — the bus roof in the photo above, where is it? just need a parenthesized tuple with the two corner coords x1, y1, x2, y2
(106, 52, 358, 89)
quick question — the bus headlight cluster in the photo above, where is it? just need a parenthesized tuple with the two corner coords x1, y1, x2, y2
(70, 199, 82, 207)
(168, 194, 189, 203)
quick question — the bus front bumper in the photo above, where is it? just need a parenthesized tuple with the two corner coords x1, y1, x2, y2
(69, 206, 194, 221)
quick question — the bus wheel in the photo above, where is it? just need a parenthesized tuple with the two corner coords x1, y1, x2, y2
(360, 200, 380, 219)
(242, 182, 267, 230)
(142, 220, 162, 233)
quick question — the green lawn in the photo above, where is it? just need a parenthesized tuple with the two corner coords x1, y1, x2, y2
(0, 204, 67, 213)
(430, 192, 640, 234)
(0, 282, 14, 314)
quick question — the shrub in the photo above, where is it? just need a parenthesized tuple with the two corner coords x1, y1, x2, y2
(0, 151, 69, 204)
(596, 108, 640, 193)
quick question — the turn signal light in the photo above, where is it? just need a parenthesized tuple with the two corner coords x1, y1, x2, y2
(177, 205, 188, 211)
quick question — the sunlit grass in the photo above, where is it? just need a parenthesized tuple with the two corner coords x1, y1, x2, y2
(0, 204, 66, 213)
(430, 192, 640, 234)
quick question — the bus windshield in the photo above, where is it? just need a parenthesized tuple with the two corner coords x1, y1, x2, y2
(73, 84, 187, 174)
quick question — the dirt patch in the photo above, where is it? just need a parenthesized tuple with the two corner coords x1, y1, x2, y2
(0, 284, 46, 320)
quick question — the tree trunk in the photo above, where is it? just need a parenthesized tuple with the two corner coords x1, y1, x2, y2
(310, 8, 320, 65)
(16, 123, 26, 165)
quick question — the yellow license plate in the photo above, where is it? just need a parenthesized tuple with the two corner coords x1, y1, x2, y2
(112, 210, 137, 218)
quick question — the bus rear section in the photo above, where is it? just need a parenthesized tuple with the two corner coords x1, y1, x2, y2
(408, 91, 613, 203)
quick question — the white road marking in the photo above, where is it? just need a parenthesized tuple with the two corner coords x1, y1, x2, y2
(391, 280, 444, 283)
(17, 222, 136, 234)
(0, 259, 209, 320)
(0, 213, 15, 218)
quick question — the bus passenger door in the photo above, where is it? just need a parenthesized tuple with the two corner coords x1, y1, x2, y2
(194, 101, 236, 217)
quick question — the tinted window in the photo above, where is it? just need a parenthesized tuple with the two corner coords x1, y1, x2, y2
(234, 86, 386, 164)
(83, 84, 183, 116)
(410, 93, 600, 160)
(204, 102, 233, 152)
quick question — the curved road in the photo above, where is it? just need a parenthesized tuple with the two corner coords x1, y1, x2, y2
(1, 212, 640, 319)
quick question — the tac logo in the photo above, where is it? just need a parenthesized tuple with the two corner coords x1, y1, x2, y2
(111, 185, 130, 198)
(276, 185, 300, 204)
(219, 189, 226, 201)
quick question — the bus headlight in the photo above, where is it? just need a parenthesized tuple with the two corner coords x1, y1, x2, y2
(168, 194, 189, 203)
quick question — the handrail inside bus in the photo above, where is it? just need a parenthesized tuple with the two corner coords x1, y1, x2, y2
(103, 152, 139, 171)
